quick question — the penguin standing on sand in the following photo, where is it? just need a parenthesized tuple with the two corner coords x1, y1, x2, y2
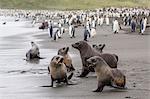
(97, 16, 101, 25)
(141, 17, 147, 35)
(69, 23, 75, 38)
(57, 23, 63, 38)
(48, 21, 53, 38)
(100, 16, 104, 26)
(105, 15, 109, 25)
(131, 16, 137, 32)
(90, 18, 97, 37)
(113, 18, 119, 34)
(84, 24, 91, 41)
(86, 20, 91, 37)
(53, 27, 59, 41)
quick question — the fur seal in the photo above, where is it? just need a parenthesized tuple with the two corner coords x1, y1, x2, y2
(26, 42, 43, 60)
(48, 55, 73, 87)
(72, 41, 118, 77)
(87, 56, 126, 92)
(92, 44, 118, 61)
(57, 47, 75, 72)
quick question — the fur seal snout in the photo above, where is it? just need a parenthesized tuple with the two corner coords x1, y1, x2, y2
(87, 56, 126, 92)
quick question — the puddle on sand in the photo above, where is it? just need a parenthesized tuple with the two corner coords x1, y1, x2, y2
(0, 49, 50, 75)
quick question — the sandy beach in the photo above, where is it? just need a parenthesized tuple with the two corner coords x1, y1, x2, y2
(0, 16, 150, 99)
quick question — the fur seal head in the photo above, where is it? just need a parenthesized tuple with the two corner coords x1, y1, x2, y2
(50, 55, 64, 66)
(72, 41, 89, 51)
(58, 47, 69, 56)
(31, 41, 37, 47)
(92, 44, 105, 53)
(87, 56, 105, 68)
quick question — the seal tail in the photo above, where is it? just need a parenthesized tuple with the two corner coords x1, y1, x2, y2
(111, 84, 127, 89)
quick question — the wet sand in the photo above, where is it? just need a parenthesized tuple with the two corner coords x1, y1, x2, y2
(0, 20, 150, 99)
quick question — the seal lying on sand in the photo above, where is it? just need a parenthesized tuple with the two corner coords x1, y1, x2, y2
(48, 55, 73, 87)
(87, 56, 126, 92)
(92, 44, 106, 53)
(72, 41, 118, 77)
(58, 47, 75, 72)
(26, 42, 43, 60)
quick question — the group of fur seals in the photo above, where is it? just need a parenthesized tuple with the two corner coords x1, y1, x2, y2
(26, 41, 126, 92)
(72, 41, 118, 77)
(87, 56, 126, 92)
(71, 41, 126, 92)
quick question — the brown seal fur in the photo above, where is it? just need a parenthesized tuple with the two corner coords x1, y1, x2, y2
(48, 55, 73, 87)
(87, 56, 126, 92)
(26, 41, 43, 60)
(57, 47, 75, 72)
(72, 41, 118, 77)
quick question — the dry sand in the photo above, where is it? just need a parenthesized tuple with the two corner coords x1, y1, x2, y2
(0, 23, 150, 99)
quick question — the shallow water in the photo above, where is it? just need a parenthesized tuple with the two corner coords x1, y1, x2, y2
(0, 17, 56, 76)
(0, 16, 39, 37)
(0, 16, 77, 78)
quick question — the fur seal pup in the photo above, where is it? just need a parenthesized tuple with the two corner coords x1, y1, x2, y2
(58, 47, 75, 72)
(92, 44, 106, 53)
(87, 56, 126, 92)
(72, 41, 118, 77)
(92, 44, 118, 61)
(26, 42, 43, 60)
(48, 55, 73, 87)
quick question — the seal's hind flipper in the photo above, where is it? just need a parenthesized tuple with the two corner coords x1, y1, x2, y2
(111, 79, 127, 89)
(40, 85, 53, 87)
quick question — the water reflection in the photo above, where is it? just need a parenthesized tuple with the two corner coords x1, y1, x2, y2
(26, 58, 40, 64)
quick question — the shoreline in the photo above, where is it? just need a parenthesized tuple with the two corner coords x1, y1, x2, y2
(0, 16, 150, 99)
